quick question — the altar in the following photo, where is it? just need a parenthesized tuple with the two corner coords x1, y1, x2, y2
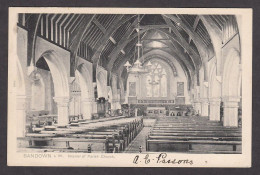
(146, 107, 166, 117)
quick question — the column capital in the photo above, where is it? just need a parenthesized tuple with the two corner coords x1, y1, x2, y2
(222, 96, 241, 103)
(200, 98, 209, 103)
(203, 81, 209, 88)
(193, 98, 201, 103)
(222, 96, 240, 108)
(209, 97, 221, 102)
(209, 98, 221, 106)
(216, 76, 222, 83)
(112, 99, 120, 103)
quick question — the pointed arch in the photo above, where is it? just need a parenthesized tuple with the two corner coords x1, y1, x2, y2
(40, 50, 70, 97)
(222, 48, 241, 97)
(209, 63, 221, 98)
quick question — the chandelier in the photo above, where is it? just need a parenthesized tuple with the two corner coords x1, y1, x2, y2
(124, 15, 152, 74)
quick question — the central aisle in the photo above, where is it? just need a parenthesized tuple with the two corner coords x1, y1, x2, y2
(124, 127, 152, 153)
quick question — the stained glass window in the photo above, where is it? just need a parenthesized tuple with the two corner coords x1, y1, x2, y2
(146, 61, 168, 97)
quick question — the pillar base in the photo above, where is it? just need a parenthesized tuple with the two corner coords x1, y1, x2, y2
(222, 96, 241, 127)
(200, 98, 209, 117)
(209, 98, 221, 121)
(81, 98, 94, 120)
(16, 95, 29, 138)
(54, 97, 70, 127)
(193, 100, 201, 115)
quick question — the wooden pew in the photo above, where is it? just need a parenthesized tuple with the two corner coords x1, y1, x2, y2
(19, 117, 144, 153)
(146, 139, 242, 152)
(146, 115, 242, 153)
(150, 132, 241, 137)
(148, 135, 242, 141)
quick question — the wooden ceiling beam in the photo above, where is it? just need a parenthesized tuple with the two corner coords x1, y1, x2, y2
(68, 15, 96, 77)
(117, 47, 194, 90)
(163, 14, 208, 62)
(193, 16, 200, 31)
(188, 16, 200, 44)
(106, 16, 141, 71)
(161, 17, 201, 68)
(142, 38, 170, 41)
(92, 18, 107, 34)
(90, 15, 124, 63)
(139, 25, 169, 29)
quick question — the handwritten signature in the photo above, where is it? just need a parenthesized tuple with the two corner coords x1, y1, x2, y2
(133, 153, 193, 165)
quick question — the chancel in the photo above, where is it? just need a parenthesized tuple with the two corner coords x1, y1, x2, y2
(14, 13, 242, 154)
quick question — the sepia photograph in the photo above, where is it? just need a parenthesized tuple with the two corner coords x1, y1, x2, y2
(7, 7, 252, 167)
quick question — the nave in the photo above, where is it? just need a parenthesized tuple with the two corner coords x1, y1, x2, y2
(18, 115, 241, 153)
(13, 13, 242, 154)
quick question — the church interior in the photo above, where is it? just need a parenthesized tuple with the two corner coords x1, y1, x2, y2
(14, 13, 242, 154)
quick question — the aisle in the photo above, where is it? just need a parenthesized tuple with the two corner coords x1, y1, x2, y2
(124, 127, 152, 153)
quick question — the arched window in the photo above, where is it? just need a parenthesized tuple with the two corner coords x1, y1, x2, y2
(146, 62, 168, 97)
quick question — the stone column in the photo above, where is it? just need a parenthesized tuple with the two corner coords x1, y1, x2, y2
(201, 98, 209, 117)
(16, 95, 29, 137)
(111, 99, 116, 110)
(111, 99, 120, 110)
(209, 98, 221, 121)
(54, 97, 70, 127)
(116, 99, 121, 110)
(81, 98, 94, 120)
(222, 97, 240, 127)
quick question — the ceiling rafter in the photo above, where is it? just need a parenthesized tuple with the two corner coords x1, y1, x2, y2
(108, 19, 203, 72)
(163, 14, 208, 60)
(155, 38, 195, 73)
(193, 16, 200, 30)
(139, 25, 169, 30)
(160, 17, 202, 69)
(113, 39, 138, 71)
(90, 15, 124, 64)
(106, 16, 142, 71)
(70, 15, 84, 34)
(92, 18, 106, 34)
(115, 31, 194, 77)
(68, 15, 96, 76)
(199, 15, 222, 38)
(66, 15, 81, 33)
(188, 16, 200, 43)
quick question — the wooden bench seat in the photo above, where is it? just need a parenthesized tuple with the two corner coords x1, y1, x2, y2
(188, 150, 242, 154)
(151, 130, 241, 134)
(150, 132, 241, 137)
(148, 135, 242, 141)
(146, 139, 241, 152)
(153, 127, 240, 131)
(20, 117, 144, 153)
